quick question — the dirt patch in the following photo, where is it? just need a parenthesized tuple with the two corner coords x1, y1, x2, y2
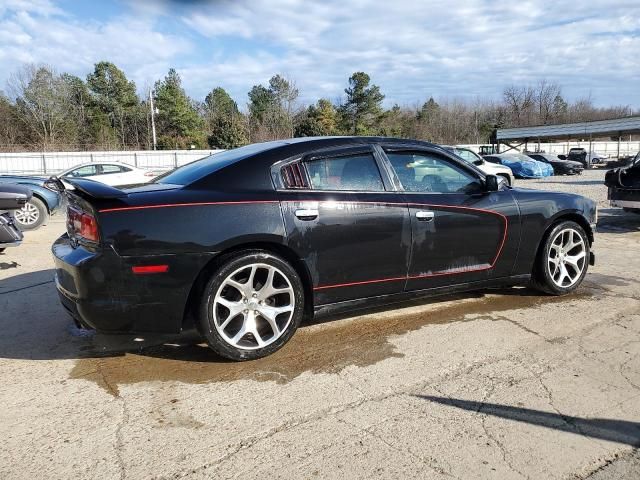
(70, 287, 595, 396)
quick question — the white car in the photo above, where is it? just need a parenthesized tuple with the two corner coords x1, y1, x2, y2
(58, 162, 155, 187)
(442, 146, 515, 186)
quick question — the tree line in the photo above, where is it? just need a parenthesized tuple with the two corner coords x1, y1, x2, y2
(0, 62, 635, 152)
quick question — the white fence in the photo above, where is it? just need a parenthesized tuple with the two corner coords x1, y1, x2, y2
(1, 141, 638, 176)
(459, 141, 640, 157)
(0, 149, 224, 175)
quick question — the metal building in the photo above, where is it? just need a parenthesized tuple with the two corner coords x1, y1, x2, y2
(493, 116, 640, 161)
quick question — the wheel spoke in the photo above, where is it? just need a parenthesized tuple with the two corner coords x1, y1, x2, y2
(216, 298, 245, 328)
(257, 266, 293, 300)
(564, 250, 585, 268)
(231, 320, 248, 346)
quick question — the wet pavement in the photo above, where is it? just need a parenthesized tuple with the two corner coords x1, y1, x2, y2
(1, 171, 640, 479)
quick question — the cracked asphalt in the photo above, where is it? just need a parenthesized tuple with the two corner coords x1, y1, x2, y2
(1, 169, 639, 479)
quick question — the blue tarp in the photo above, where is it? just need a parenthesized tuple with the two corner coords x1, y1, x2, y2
(500, 157, 554, 178)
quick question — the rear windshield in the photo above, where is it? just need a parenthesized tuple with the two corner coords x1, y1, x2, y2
(155, 142, 281, 186)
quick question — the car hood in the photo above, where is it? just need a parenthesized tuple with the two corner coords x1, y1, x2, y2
(0, 175, 48, 185)
(480, 162, 512, 174)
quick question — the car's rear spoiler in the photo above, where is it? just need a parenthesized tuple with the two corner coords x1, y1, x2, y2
(46, 176, 128, 199)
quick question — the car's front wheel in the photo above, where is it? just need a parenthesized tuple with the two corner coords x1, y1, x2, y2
(199, 251, 305, 361)
(13, 197, 48, 230)
(531, 220, 590, 295)
(497, 174, 511, 186)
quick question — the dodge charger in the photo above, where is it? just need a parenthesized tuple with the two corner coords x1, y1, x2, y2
(52, 137, 597, 360)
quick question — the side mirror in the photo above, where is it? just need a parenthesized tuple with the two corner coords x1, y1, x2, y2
(473, 159, 484, 166)
(485, 174, 499, 192)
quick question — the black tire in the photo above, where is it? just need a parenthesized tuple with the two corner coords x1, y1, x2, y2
(199, 250, 305, 361)
(530, 220, 590, 295)
(13, 197, 48, 230)
(0, 248, 5, 254)
(497, 174, 511, 186)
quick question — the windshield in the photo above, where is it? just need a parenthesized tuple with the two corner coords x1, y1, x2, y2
(453, 148, 482, 163)
(634, 152, 640, 166)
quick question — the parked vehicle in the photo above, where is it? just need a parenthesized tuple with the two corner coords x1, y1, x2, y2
(52, 137, 596, 361)
(525, 152, 584, 175)
(0, 175, 61, 230)
(0, 184, 31, 253)
(59, 162, 155, 187)
(483, 153, 554, 178)
(567, 148, 607, 168)
(442, 146, 515, 185)
(605, 152, 640, 213)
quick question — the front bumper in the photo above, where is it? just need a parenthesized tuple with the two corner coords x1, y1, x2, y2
(0, 212, 23, 248)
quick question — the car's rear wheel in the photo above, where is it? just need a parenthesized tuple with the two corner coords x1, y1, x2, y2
(13, 197, 48, 230)
(531, 220, 590, 295)
(199, 251, 305, 361)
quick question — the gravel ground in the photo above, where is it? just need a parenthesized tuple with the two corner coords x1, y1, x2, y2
(1, 172, 639, 480)
(516, 168, 609, 207)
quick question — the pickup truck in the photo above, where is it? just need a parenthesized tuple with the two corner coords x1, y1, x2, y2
(605, 152, 640, 213)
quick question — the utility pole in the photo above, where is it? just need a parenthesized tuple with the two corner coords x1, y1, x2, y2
(149, 88, 157, 150)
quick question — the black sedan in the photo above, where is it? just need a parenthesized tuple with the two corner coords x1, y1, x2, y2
(525, 153, 584, 175)
(52, 137, 597, 360)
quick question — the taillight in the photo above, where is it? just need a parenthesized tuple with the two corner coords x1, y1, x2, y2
(67, 206, 99, 243)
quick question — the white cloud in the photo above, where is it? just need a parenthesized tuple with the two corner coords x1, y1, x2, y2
(0, 0, 638, 107)
(178, 0, 640, 107)
(0, 3, 193, 95)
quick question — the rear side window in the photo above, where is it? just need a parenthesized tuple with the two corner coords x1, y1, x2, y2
(304, 153, 384, 191)
(101, 165, 122, 174)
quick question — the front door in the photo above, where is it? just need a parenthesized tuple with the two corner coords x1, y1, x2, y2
(383, 147, 520, 291)
(278, 146, 412, 306)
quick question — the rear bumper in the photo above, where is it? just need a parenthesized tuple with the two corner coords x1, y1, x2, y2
(52, 234, 210, 334)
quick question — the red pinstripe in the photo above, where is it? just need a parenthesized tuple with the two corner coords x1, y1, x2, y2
(97, 198, 509, 289)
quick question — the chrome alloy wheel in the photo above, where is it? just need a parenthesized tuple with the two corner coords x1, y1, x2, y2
(212, 263, 295, 350)
(14, 202, 40, 226)
(547, 228, 587, 288)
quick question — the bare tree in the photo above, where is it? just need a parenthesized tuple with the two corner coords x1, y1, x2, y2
(8, 64, 75, 150)
(535, 79, 562, 124)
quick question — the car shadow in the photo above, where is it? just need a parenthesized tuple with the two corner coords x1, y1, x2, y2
(534, 179, 603, 186)
(416, 395, 640, 447)
(597, 208, 640, 234)
(0, 269, 587, 364)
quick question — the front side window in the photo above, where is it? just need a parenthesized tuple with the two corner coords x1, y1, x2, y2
(386, 151, 481, 194)
(304, 153, 384, 191)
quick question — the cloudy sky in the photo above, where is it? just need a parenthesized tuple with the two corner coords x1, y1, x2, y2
(0, 0, 638, 108)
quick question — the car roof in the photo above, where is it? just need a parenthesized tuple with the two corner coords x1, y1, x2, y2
(156, 136, 442, 190)
(67, 161, 135, 168)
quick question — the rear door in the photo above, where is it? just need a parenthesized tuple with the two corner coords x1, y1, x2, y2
(382, 147, 520, 291)
(277, 145, 412, 306)
(93, 164, 125, 186)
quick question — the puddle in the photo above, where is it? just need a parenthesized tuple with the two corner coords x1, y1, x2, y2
(70, 287, 595, 396)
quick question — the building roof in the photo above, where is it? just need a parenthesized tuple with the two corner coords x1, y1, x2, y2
(496, 116, 640, 141)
